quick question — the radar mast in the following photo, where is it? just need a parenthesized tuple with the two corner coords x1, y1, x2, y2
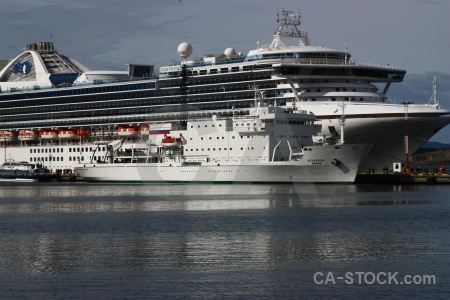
(270, 9, 310, 48)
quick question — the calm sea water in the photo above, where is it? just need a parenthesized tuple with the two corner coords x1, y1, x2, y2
(0, 183, 449, 299)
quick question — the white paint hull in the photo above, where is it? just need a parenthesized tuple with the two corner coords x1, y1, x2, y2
(75, 144, 370, 183)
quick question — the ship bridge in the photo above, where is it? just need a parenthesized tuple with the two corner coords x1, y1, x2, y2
(273, 63, 405, 83)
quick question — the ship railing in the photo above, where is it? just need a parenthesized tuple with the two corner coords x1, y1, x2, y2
(0, 74, 159, 94)
(278, 58, 396, 69)
(2, 107, 256, 129)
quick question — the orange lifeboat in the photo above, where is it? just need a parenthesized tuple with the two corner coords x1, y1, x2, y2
(77, 129, 90, 137)
(118, 126, 137, 137)
(162, 136, 182, 148)
(0, 130, 15, 142)
(40, 130, 58, 139)
(138, 124, 150, 135)
(18, 130, 37, 141)
(58, 129, 77, 139)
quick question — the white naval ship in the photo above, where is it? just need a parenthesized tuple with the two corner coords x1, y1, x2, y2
(75, 101, 371, 183)
(0, 9, 448, 172)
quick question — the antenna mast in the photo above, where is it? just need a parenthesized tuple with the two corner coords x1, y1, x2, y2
(427, 74, 439, 108)
(270, 9, 309, 48)
(339, 102, 346, 145)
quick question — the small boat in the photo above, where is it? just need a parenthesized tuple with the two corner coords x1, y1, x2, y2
(0, 130, 15, 142)
(40, 130, 58, 139)
(138, 124, 150, 135)
(0, 160, 37, 182)
(58, 129, 78, 139)
(0, 159, 54, 182)
(18, 130, 37, 141)
(117, 126, 137, 137)
(77, 129, 90, 137)
(162, 135, 182, 148)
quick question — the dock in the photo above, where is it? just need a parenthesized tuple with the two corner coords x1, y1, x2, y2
(356, 172, 450, 184)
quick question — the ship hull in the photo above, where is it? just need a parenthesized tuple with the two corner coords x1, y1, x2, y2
(297, 102, 450, 170)
(75, 144, 371, 183)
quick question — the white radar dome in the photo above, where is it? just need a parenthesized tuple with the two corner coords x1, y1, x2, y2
(178, 42, 193, 59)
(224, 47, 236, 57)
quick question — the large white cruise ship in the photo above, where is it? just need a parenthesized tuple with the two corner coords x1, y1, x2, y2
(0, 9, 449, 172)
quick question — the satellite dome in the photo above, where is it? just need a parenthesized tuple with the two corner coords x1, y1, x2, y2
(178, 42, 193, 59)
(224, 47, 236, 57)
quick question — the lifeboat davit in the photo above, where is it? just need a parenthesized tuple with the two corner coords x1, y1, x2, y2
(58, 129, 78, 139)
(40, 130, 58, 139)
(0, 130, 15, 142)
(162, 136, 182, 148)
(118, 126, 137, 137)
(18, 130, 38, 141)
(77, 129, 90, 137)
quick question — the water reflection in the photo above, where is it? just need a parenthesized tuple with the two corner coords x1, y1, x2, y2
(0, 183, 448, 281)
(3, 229, 441, 277)
(0, 184, 448, 214)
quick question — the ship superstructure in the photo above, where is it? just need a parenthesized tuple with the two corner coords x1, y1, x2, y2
(1, 9, 449, 171)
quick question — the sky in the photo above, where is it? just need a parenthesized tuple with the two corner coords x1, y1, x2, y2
(1, 0, 449, 142)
